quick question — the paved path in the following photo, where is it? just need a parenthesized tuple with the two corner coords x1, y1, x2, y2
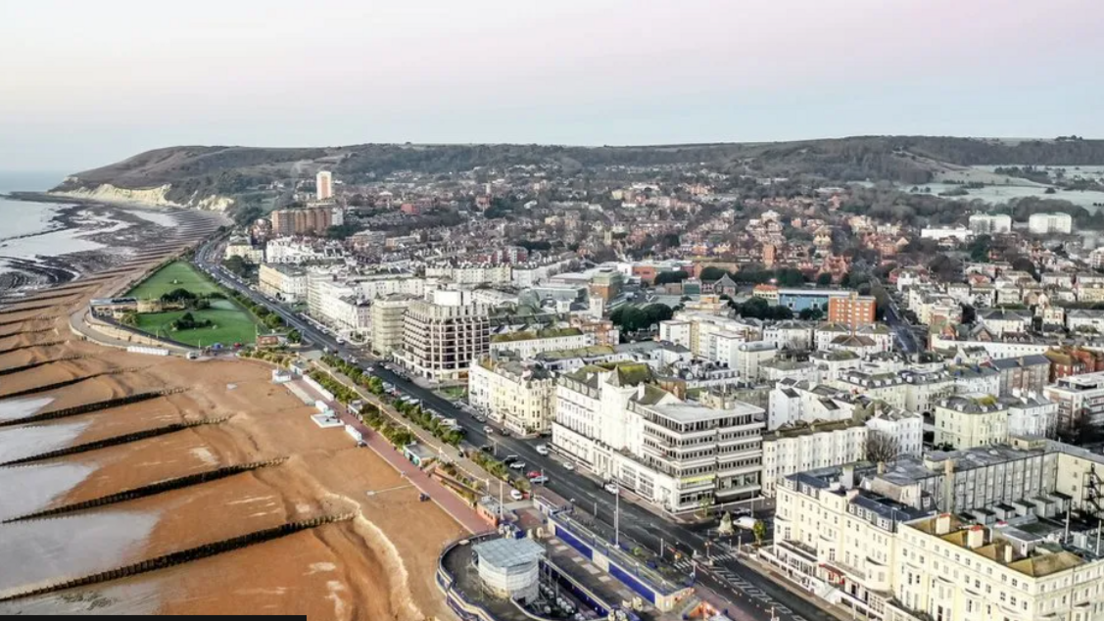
(289, 377, 491, 535)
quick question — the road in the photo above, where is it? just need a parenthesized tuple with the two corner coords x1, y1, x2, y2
(193, 238, 833, 621)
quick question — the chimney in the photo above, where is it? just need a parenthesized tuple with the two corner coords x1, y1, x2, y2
(1002, 543, 1015, 564)
(841, 465, 855, 489)
(966, 525, 986, 549)
(935, 513, 952, 535)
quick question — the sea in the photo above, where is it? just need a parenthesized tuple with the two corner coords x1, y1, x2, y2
(0, 172, 177, 288)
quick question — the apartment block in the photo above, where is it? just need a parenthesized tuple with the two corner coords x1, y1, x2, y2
(394, 290, 490, 381)
(469, 354, 556, 436)
(827, 292, 877, 328)
(1044, 371, 1104, 439)
(258, 263, 307, 303)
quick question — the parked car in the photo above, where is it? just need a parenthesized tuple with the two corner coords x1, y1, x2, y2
(502, 455, 519, 464)
(509, 462, 527, 471)
(531, 476, 549, 485)
(483, 425, 495, 435)
(474, 415, 486, 423)
(535, 444, 550, 456)
(526, 471, 542, 479)
(562, 461, 575, 471)
(510, 489, 524, 501)
(604, 482, 619, 495)
(735, 516, 758, 530)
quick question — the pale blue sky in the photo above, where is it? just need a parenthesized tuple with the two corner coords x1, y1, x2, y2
(1, 0, 1101, 173)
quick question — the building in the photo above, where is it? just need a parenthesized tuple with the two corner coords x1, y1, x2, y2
(469, 355, 556, 436)
(731, 341, 778, 382)
(836, 371, 907, 410)
(919, 227, 971, 242)
(1028, 212, 1073, 235)
(370, 293, 417, 357)
(827, 293, 878, 328)
(1043, 371, 1104, 438)
(865, 407, 924, 458)
(489, 328, 593, 359)
(306, 274, 371, 332)
(224, 236, 264, 263)
(777, 288, 854, 313)
(270, 207, 333, 236)
(763, 439, 1104, 621)
(989, 354, 1051, 396)
(933, 395, 1008, 449)
(394, 290, 490, 381)
(977, 308, 1032, 336)
(968, 213, 1012, 234)
(552, 363, 765, 513)
(316, 170, 333, 201)
(471, 538, 545, 604)
(762, 320, 815, 351)
(761, 416, 868, 497)
(901, 369, 955, 416)
(258, 263, 307, 302)
(1004, 393, 1058, 438)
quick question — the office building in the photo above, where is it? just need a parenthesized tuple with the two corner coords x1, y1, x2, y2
(370, 293, 417, 357)
(1028, 212, 1073, 235)
(967, 213, 1012, 234)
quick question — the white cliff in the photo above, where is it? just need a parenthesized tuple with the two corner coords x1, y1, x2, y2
(50, 182, 235, 211)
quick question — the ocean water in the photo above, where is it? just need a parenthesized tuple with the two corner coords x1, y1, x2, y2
(0, 172, 68, 241)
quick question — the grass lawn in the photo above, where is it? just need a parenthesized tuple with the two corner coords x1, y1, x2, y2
(128, 261, 222, 300)
(134, 304, 259, 348)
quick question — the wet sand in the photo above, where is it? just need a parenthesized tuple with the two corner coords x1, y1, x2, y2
(0, 260, 467, 619)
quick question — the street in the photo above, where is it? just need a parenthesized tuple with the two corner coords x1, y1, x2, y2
(193, 238, 833, 621)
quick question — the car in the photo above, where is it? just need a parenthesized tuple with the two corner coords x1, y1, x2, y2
(510, 489, 524, 501)
(526, 471, 541, 479)
(480, 444, 493, 453)
(509, 462, 526, 470)
(535, 444, 549, 456)
(604, 482, 619, 495)
(562, 461, 575, 471)
(502, 455, 519, 464)
(483, 425, 495, 435)
(530, 476, 549, 485)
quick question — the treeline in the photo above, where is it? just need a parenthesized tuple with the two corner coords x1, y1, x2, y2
(610, 303, 674, 332)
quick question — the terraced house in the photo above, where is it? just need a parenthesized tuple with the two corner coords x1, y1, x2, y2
(551, 362, 764, 514)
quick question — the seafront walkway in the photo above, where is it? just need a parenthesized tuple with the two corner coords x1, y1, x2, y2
(289, 376, 491, 535)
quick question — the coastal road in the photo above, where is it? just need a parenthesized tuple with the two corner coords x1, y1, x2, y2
(191, 238, 834, 621)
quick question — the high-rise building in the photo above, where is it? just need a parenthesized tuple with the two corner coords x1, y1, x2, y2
(270, 207, 333, 236)
(371, 293, 417, 357)
(827, 292, 877, 328)
(394, 290, 490, 380)
(316, 170, 333, 201)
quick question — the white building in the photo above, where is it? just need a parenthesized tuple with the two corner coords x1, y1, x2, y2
(1043, 371, 1104, 439)
(950, 365, 1002, 397)
(1028, 212, 1073, 235)
(864, 408, 924, 458)
(316, 170, 333, 201)
(469, 355, 557, 436)
(225, 237, 264, 263)
(919, 227, 971, 242)
(933, 395, 1009, 449)
(763, 320, 815, 351)
(767, 379, 864, 431)
(371, 293, 417, 357)
(425, 263, 512, 286)
(258, 263, 307, 302)
(761, 417, 868, 497)
(394, 290, 490, 381)
(901, 370, 955, 416)
(731, 341, 778, 381)
(977, 309, 1032, 336)
(489, 328, 594, 359)
(968, 213, 1012, 234)
(552, 363, 765, 513)
(307, 274, 371, 332)
(835, 371, 907, 410)
(1004, 393, 1058, 438)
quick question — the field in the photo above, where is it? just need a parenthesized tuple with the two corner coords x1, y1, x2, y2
(127, 262, 259, 347)
(133, 300, 258, 347)
(127, 261, 221, 299)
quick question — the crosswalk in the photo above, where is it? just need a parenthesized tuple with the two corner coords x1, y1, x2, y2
(708, 564, 808, 621)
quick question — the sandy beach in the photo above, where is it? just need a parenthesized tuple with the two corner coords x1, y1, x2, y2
(0, 243, 465, 619)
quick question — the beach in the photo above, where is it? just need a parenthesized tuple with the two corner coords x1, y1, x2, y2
(0, 248, 467, 618)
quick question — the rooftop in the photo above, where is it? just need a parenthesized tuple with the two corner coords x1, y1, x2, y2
(471, 537, 545, 569)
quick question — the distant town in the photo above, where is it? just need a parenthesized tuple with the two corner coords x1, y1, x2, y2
(174, 160, 1104, 621)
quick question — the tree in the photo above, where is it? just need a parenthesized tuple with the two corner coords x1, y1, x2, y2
(654, 270, 690, 285)
(799, 307, 824, 321)
(752, 520, 767, 546)
(223, 255, 248, 277)
(816, 273, 834, 286)
(968, 234, 992, 263)
(287, 329, 302, 343)
(866, 431, 901, 464)
(700, 266, 728, 282)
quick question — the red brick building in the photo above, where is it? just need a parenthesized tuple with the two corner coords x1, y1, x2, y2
(827, 292, 877, 328)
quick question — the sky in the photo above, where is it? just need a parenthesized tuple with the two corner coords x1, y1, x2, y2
(1, 0, 1102, 173)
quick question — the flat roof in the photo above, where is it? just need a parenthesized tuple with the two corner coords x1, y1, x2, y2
(472, 537, 545, 569)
